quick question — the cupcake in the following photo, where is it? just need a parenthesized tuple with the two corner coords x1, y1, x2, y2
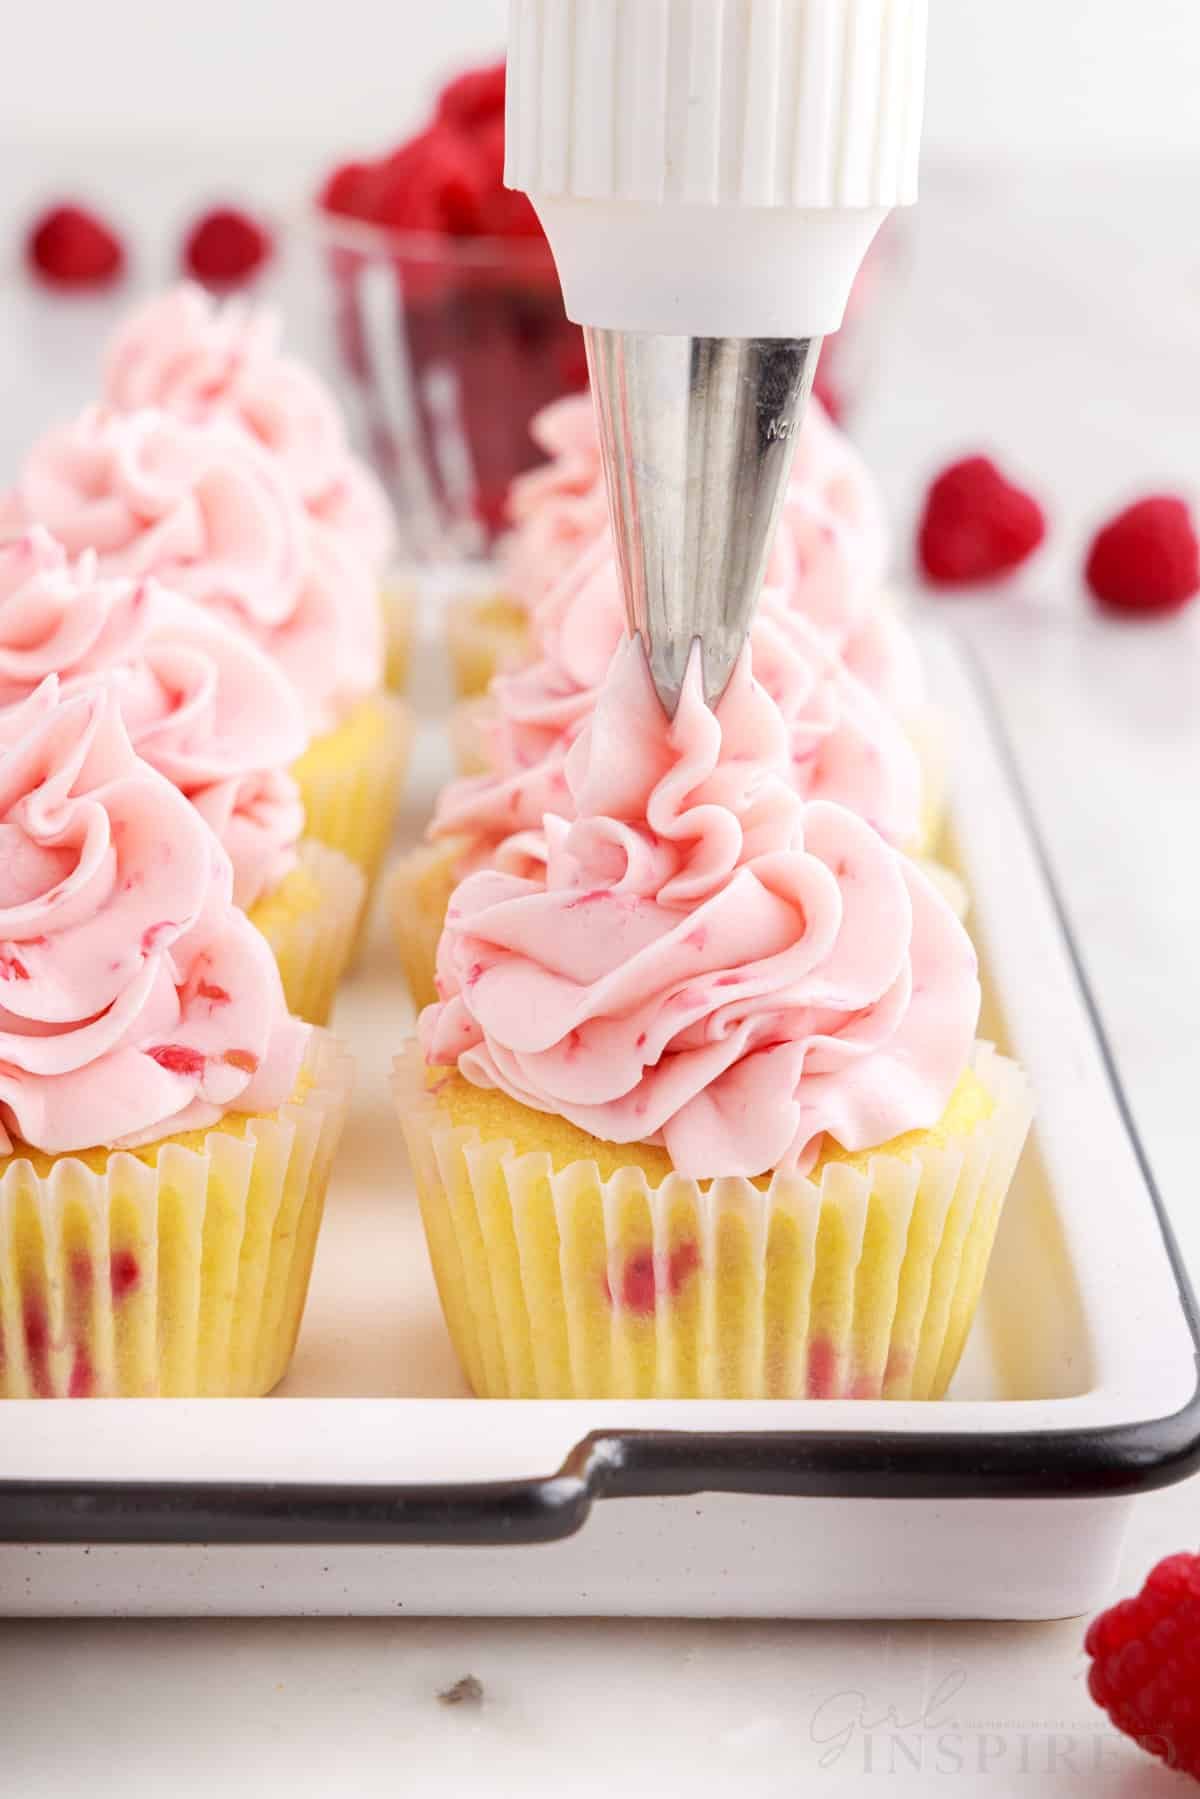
(445, 388, 905, 696)
(0, 407, 409, 896)
(447, 396, 609, 698)
(393, 561, 929, 1008)
(395, 640, 1031, 1400)
(0, 530, 363, 1024)
(101, 283, 413, 692)
(0, 679, 351, 1398)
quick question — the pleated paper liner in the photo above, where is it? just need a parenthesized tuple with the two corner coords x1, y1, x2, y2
(292, 692, 411, 891)
(389, 835, 469, 1013)
(445, 591, 531, 699)
(0, 1030, 353, 1399)
(249, 840, 366, 1026)
(381, 579, 417, 694)
(394, 1042, 1032, 1401)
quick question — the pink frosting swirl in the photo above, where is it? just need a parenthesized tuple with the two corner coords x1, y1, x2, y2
(434, 574, 921, 866)
(0, 530, 307, 909)
(785, 394, 889, 584)
(501, 396, 610, 612)
(0, 408, 382, 736)
(104, 284, 395, 573)
(0, 679, 308, 1156)
(503, 394, 893, 667)
(422, 639, 979, 1179)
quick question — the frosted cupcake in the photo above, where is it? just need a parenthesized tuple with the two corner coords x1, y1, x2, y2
(447, 396, 608, 698)
(0, 407, 409, 895)
(102, 283, 413, 691)
(395, 640, 1031, 1400)
(394, 563, 930, 1008)
(0, 679, 351, 1398)
(454, 388, 944, 848)
(0, 530, 363, 1024)
(448, 389, 902, 692)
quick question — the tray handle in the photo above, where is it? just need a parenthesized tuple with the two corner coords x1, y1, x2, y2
(6, 1399, 1200, 1547)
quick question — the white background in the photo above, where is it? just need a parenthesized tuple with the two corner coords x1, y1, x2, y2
(4, 6, 1200, 1797)
(3, 0, 1200, 164)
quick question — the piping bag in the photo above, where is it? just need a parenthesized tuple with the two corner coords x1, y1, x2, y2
(506, 0, 928, 714)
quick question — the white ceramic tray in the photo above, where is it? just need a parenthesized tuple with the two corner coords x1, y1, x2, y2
(1, 625, 1197, 1620)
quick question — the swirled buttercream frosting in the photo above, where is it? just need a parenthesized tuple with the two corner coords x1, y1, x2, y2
(0, 679, 307, 1155)
(0, 530, 306, 908)
(0, 407, 381, 735)
(422, 638, 978, 1179)
(104, 283, 394, 571)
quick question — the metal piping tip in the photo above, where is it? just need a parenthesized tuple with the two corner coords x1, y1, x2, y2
(586, 328, 822, 717)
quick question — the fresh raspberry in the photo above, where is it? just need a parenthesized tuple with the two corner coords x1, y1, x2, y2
(369, 128, 490, 235)
(25, 203, 125, 289)
(917, 454, 1047, 586)
(436, 61, 506, 132)
(317, 61, 539, 242)
(182, 206, 273, 287)
(1085, 495, 1200, 617)
(319, 160, 377, 221)
(1085, 1552, 1200, 1778)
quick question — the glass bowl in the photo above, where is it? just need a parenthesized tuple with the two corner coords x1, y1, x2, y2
(311, 209, 587, 565)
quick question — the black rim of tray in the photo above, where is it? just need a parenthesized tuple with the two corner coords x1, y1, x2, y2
(2, 640, 1199, 1547)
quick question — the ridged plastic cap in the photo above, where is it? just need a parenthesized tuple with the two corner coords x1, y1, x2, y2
(506, 0, 928, 335)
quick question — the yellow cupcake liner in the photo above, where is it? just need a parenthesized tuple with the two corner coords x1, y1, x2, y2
(292, 693, 411, 891)
(449, 697, 492, 776)
(446, 591, 531, 699)
(0, 1031, 352, 1399)
(394, 1043, 1032, 1401)
(390, 835, 469, 1013)
(381, 579, 417, 694)
(249, 840, 366, 1026)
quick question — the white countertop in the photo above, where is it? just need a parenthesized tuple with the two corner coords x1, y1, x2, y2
(1, 154, 1197, 1796)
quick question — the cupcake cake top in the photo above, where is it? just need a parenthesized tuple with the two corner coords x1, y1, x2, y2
(103, 284, 395, 573)
(0, 407, 382, 736)
(423, 638, 979, 1180)
(0, 678, 307, 1156)
(0, 530, 307, 910)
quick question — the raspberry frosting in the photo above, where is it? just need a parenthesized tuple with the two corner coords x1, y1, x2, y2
(503, 394, 896, 670)
(104, 285, 395, 573)
(501, 397, 610, 612)
(0, 531, 306, 910)
(422, 639, 979, 1180)
(433, 570, 921, 867)
(0, 408, 382, 736)
(0, 679, 308, 1156)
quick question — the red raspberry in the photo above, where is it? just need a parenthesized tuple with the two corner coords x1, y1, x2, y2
(320, 160, 377, 221)
(1085, 495, 1200, 617)
(917, 454, 1047, 586)
(182, 206, 273, 287)
(437, 61, 506, 132)
(26, 203, 125, 289)
(370, 128, 490, 236)
(1085, 1551, 1200, 1778)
